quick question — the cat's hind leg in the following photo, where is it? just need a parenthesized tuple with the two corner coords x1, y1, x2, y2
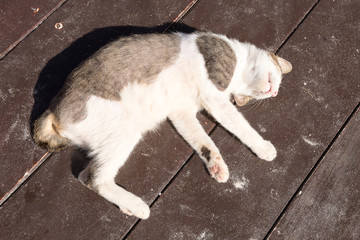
(79, 132, 150, 219)
(169, 109, 229, 183)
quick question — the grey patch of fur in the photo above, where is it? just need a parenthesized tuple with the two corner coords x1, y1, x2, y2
(51, 88, 90, 123)
(78, 161, 99, 191)
(51, 34, 181, 124)
(196, 35, 237, 91)
(200, 146, 211, 161)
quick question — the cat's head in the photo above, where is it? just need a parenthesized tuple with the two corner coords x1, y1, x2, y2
(234, 48, 292, 106)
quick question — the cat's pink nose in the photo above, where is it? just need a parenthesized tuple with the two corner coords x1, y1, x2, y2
(271, 91, 278, 97)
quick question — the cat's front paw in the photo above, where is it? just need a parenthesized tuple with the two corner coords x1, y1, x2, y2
(252, 140, 277, 161)
(120, 197, 150, 219)
(207, 154, 229, 183)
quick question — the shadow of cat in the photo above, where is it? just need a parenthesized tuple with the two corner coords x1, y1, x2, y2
(29, 23, 197, 178)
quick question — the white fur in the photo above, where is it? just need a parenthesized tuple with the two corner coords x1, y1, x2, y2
(60, 32, 284, 219)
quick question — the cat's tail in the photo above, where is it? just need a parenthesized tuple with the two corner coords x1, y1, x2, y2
(32, 110, 70, 152)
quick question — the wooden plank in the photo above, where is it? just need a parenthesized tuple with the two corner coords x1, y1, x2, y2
(0, 0, 200, 239)
(127, 0, 360, 239)
(180, 0, 317, 51)
(0, 0, 67, 59)
(268, 106, 360, 239)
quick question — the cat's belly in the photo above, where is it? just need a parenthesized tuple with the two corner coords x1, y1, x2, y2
(62, 91, 167, 146)
(62, 59, 201, 147)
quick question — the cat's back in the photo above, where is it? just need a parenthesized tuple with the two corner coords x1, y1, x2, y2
(52, 32, 238, 124)
(66, 34, 181, 100)
(64, 32, 238, 99)
(96, 33, 182, 80)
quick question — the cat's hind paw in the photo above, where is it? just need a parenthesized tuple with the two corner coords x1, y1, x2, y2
(120, 197, 150, 219)
(253, 140, 277, 161)
(207, 155, 229, 183)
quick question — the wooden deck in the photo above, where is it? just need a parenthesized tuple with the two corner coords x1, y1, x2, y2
(1, 0, 359, 239)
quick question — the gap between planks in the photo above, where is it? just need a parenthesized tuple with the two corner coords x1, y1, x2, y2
(0, 152, 52, 206)
(0, 0, 69, 206)
(264, 102, 360, 239)
(275, 0, 320, 54)
(0, 0, 68, 60)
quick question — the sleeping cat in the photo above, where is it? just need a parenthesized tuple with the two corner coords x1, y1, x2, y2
(33, 32, 292, 219)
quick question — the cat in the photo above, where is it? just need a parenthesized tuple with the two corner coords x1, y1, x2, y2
(33, 32, 292, 219)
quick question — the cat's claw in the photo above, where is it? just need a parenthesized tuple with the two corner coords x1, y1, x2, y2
(208, 155, 229, 183)
(120, 197, 150, 219)
(253, 140, 277, 161)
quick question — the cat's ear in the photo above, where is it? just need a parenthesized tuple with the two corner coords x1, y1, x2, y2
(234, 95, 252, 106)
(277, 56, 292, 74)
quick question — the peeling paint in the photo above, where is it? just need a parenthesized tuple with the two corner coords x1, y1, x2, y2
(302, 136, 320, 146)
(232, 176, 249, 190)
(257, 123, 267, 133)
(3, 120, 19, 144)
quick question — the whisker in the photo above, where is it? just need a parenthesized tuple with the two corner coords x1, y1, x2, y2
(263, 101, 268, 110)
(259, 99, 265, 109)
(260, 99, 267, 110)
(243, 99, 260, 112)
(279, 82, 288, 92)
(250, 99, 263, 112)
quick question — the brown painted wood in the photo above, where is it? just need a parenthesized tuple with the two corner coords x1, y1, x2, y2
(268, 107, 360, 240)
(127, 0, 360, 239)
(0, 0, 67, 59)
(181, 0, 317, 51)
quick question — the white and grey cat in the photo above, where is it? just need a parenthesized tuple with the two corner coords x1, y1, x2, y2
(33, 32, 292, 219)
